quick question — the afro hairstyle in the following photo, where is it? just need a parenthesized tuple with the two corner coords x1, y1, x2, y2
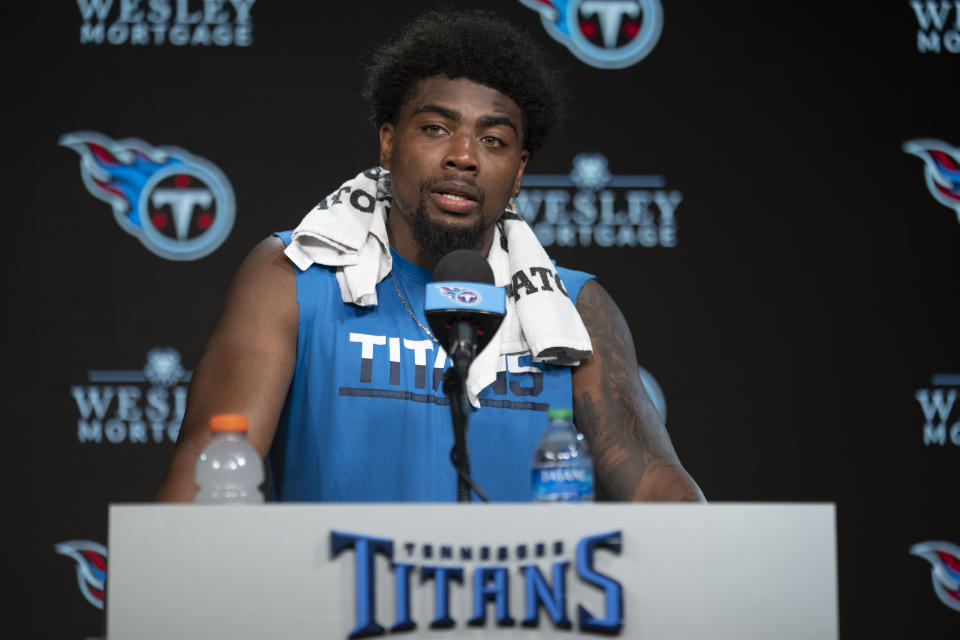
(363, 9, 564, 156)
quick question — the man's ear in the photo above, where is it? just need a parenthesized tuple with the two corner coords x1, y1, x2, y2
(513, 150, 530, 194)
(379, 122, 395, 170)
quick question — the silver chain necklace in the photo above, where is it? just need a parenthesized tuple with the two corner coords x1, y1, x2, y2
(391, 269, 439, 344)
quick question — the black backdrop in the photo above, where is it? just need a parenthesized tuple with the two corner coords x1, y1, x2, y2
(5, 1, 958, 637)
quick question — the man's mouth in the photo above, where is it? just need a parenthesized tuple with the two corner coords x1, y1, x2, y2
(437, 192, 472, 201)
(429, 182, 481, 214)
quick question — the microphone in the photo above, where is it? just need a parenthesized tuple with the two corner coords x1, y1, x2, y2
(425, 250, 506, 380)
(424, 249, 505, 503)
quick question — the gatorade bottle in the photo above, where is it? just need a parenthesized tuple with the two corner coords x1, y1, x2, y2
(194, 414, 264, 504)
(531, 408, 594, 502)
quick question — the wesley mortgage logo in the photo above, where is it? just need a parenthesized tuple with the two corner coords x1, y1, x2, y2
(70, 347, 191, 444)
(518, 153, 681, 249)
(915, 372, 960, 446)
(75, 0, 256, 47)
(910, 1, 960, 53)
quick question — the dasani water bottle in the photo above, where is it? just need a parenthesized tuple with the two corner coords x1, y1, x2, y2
(531, 408, 594, 502)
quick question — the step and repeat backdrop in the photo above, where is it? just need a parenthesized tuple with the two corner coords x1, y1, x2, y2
(9, 1, 958, 637)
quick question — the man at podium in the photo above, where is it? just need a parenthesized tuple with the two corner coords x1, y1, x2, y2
(156, 10, 703, 504)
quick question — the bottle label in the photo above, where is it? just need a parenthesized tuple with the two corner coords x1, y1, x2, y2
(532, 466, 594, 501)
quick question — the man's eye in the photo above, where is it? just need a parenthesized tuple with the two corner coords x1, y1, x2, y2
(481, 136, 505, 147)
(422, 124, 445, 134)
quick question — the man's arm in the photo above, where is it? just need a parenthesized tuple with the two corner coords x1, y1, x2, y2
(155, 236, 298, 502)
(572, 279, 705, 502)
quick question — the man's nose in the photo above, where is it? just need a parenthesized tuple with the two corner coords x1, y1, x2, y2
(442, 133, 478, 173)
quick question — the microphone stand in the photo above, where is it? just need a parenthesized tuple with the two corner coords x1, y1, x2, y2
(443, 323, 489, 503)
(442, 367, 471, 502)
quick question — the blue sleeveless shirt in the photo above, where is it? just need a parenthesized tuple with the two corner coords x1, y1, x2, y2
(270, 231, 594, 502)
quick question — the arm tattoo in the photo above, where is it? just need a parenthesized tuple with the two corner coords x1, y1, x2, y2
(574, 280, 703, 502)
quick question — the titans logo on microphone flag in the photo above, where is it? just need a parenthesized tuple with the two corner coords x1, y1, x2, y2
(54, 540, 108, 610)
(519, 0, 663, 69)
(439, 286, 482, 306)
(910, 540, 960, 612)
(60, 131, 236, 260)
(903, 139, 960, 224)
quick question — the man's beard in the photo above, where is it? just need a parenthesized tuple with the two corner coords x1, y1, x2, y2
(410, 201, 490, 261)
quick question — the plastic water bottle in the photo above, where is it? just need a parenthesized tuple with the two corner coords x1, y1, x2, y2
(531, 408, 594, 502)
(195, 413, 264, 504)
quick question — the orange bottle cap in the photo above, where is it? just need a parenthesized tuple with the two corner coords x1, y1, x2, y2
(209, 413, 249, 432)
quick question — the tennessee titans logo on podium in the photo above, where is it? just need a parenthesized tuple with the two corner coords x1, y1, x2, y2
(519, 0, 663, 69)
(903, 139, 960, 225)
(60, 131, 236, 261)
(54, 540, 107, 609)
(910, 540, 960, 612)
(439, 285, 482, 306)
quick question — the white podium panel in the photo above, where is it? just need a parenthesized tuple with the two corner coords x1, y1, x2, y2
(108, 503, 837, 640)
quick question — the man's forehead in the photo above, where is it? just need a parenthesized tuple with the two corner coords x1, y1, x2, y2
(402, 76, 522, 120)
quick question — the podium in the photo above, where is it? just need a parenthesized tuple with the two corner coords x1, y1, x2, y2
(108, 503, 837, 639)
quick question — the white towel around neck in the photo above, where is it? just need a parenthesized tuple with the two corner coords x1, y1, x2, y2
(284, 168, 593, 407)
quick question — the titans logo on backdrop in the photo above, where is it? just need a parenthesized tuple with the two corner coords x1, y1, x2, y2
(904, 139, 960, 225)
(54, 540, 107, 610)
(270, 232, 594, 502)
(910, 541, 960, 612)
(519, 0, 663, 69)
(61, 131, 235, 261)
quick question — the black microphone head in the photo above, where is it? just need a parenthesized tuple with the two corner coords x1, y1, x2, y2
(433, 249, 494, 284)
(427, 249, 503, 369)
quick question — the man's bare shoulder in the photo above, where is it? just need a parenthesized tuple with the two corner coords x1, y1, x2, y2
(215, 235, 298, 339)
(572, 278, 633, 348)
(237, 235, 296, 284)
